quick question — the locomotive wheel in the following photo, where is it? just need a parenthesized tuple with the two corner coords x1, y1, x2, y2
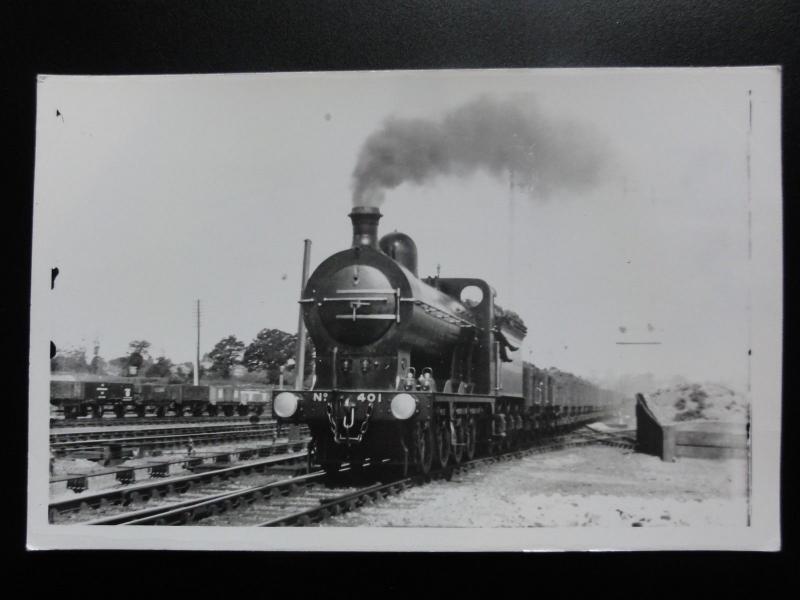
(414, 422, 433, 475)
(465, 418, 477, 460)
(451, 419, 464, 465)
(435, 421, 451, 468)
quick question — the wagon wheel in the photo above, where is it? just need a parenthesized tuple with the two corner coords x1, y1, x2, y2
(155, 406, 166, 418)
(414, 422, 434, 475)
(92, 405, 104, 419)
(135, 404, 146, 418)
(451, 417, 464, 465)
(113, 404, 125, 419)
(464, 418, 477, 460)
(207, 405, 219, 417)
(434, 421, 451, 468)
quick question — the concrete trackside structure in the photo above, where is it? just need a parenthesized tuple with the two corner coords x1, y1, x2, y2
(635, 394, 749, 461)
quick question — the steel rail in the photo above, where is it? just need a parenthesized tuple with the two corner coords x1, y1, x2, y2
(50, 439, 308, 486)
(50, 423, 279, 443)
(50, 416, 260, 429)
(115, 471, 326, 526)
(257, 480, 413, 527)
(51, 427, 303, 454)
(49, 450, 310, 524)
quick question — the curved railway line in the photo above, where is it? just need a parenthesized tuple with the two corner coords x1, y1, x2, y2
(54, 428, 635, 527)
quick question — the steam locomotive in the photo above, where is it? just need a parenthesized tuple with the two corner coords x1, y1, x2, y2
(272, 207, 622, 475)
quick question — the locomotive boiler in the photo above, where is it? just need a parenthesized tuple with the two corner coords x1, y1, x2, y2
(273, 206, 619, 475)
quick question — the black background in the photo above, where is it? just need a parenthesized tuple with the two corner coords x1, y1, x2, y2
(6, 0, 797, 593)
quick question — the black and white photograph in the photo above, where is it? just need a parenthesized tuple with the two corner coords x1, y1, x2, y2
(27, 67, 781, 551)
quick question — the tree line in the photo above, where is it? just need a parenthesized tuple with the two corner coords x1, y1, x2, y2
(50, 329, 314, 384)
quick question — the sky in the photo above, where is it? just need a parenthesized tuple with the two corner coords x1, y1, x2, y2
(32, 68, 780, 390)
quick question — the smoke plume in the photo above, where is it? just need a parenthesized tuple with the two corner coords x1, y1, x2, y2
(352, 96, 606, 207)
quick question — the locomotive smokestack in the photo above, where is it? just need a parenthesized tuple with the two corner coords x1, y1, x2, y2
(349, 206, 382, 248)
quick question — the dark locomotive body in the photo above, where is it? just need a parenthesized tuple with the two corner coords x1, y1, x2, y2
(273, 207, 621, 474)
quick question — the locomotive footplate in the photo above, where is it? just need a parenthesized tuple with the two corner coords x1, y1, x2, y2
(294, 390, 432, 425)
(328, 391, 431, 445)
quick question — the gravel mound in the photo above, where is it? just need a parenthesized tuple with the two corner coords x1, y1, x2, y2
(647, 383, 749, 424)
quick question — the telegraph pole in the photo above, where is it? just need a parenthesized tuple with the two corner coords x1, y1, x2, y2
(194, 299, 201, 385)
(508, 169, 516, 307)
(294, 240, 312, 390)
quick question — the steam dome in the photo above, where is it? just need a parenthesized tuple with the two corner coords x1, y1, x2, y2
(379, 231, 418, 276)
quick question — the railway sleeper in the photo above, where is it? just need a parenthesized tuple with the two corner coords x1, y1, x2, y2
(67, 476, 89, 493)
(116, 469, 136, 485)
(147, 464, 169, 478)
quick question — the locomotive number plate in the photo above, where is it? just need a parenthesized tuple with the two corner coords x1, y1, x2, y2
(310, 392, 383, 403)
(355, 393, 382, 403)
(338, 393, 383, 404)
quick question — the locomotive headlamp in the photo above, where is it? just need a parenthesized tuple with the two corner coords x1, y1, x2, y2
(390, 393, 417, 420)
(274, 392, 300, 418)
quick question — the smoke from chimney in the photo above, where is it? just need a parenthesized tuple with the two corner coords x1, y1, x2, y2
(351, 96, 607, 207)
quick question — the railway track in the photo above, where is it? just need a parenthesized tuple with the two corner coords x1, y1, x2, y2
(77, 432, 623, 527)
(51, 425, 309, 456)
(50, 422, 279, 443)
(49, 446, 310, 524)
(50, 439, 309, 493)
(50, 415, 258, 429)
